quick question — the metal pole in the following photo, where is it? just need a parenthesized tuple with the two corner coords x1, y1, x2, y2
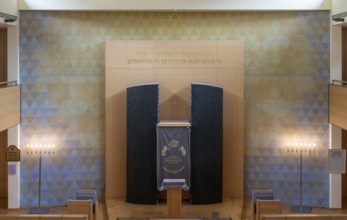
(38, 154, 42, 207)
(300, 148, 302, 211)
(291, 144, 312, 213)
(29, 147, 50, 214)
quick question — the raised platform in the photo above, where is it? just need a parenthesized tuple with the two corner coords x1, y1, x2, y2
(106, 197, 243, 220)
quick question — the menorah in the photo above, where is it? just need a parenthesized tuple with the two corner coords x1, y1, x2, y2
(286, 142, 315, 213)
(27, 144, 55, 214)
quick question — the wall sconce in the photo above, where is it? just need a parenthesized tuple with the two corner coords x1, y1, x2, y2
(27, 143, 55, 214)
(286, 142, 316, 213)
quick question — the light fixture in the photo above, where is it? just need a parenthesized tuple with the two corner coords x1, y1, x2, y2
(286, 142, 316, 213)
(0, 12, 17, 23)
(27, 143, 55, 214)
(332, 11, 347, 22)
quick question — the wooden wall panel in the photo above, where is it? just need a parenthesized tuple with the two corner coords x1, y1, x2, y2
(343, 129, 347, 197)
(342, 27, 347, 198)
(105, 40, 244, 198)
(329, 84, 347, 131)
(0, 86, 20, 132)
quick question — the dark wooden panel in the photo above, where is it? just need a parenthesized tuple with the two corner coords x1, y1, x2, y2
(0, 29, 7, 82)
(126, 83, 159, 204)
(0, 28, 7, 206)
(190, 83, 223, 204)
(0, 130, 7, 200)
(343, 28, 347, 81)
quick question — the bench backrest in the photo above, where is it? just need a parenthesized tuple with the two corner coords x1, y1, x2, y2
(256, 199, 282, 220)
(68, 199, 93, 220)
(0, 214, 88, 220)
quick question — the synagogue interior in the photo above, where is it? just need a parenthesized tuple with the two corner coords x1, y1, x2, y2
(1, 0, 347, 220)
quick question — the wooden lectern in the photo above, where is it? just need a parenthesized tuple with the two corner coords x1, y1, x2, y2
(167, 187, 182, 218)
(157, 120, 190, 218)
(162, 179, 186, 218)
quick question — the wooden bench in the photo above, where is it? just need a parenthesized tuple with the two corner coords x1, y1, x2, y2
(261, 214, 347, 220)
(252, 189, 274, 215)
(67, 200, 93, 220)
(0, 214, 88, 220)
(75, 189, 98, 220)
(256, 200, 282, 220)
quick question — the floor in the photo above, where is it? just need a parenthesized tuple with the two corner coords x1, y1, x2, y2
(241, 197, 347, 220)
(105, 197, 347, 220)
(106, 197, 243, 220)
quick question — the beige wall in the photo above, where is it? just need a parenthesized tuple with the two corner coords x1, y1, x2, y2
(18, 0, 331, 11)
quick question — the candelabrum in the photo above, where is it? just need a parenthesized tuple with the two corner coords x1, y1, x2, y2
(27, 144, 55, 214)
(286, 142, 316, 213)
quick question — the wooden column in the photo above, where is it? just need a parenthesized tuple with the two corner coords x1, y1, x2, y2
(167, 187, 181, 218)
(342, 27, 347, 198)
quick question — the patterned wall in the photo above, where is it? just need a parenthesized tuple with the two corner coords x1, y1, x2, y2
(19, 11, 330, 207)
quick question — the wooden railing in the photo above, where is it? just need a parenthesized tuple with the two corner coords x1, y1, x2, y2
(0, 80, 17, 87)
(0, 81, 20, 132)
(331, 79, 347, 86)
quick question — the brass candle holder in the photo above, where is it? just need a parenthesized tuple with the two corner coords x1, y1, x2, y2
(27, 144, 55, 214)
(286, 142, 315, 213)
